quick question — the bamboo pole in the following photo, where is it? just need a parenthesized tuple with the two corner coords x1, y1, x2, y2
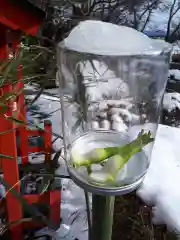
(91, 195, 115, 240)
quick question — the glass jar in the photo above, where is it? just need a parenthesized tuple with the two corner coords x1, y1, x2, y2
(57, 22, 171, 195)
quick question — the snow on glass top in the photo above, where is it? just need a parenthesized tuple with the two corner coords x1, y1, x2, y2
(63, 20, 169, 56)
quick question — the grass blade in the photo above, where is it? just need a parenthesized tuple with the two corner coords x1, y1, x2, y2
(0, 176, 59, 230)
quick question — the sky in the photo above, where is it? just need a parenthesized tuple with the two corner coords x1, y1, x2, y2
(145, 0, 180, 33)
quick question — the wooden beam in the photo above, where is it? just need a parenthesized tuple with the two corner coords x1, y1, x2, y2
(0, 0, 45, 36)
(0, 23, 8, 61)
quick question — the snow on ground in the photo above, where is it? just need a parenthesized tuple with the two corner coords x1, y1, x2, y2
(172, 42, 180, 55)
(169, 69, 180, 81)
(138, 125, 180, 232)
(163, 92, 180, 112)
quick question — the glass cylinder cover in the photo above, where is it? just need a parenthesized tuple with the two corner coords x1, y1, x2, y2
(57, 21, 171, 195)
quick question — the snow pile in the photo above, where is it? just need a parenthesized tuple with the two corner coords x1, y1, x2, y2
(172, 41, 180, 55)
(169, 69, 180, 81)
(138, 125, 180, 232)
(163, 92, 180, 112)
(63, 20, 167, 56)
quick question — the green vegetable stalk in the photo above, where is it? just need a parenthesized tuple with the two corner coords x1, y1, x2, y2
(72, 130, 154, 167)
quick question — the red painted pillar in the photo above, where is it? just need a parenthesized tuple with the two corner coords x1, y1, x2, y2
(0, 29, 23, 240)
(0, 84, 23, 240)
(44, 120, 61, 226)
(15, 35, 29, 165)
(17, 79, 29, 164)
(0, 24, 8, 171)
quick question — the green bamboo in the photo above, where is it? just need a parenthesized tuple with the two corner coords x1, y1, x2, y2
(91, 195, 115, 240)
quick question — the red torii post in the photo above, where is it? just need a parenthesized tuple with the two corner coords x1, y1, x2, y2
(0, 1, 44, 239)
(0, 1, 61, 239)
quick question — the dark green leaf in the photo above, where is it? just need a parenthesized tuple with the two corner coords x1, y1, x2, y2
(52, 150, 62, 168)
(6, 116, 25, 125)
(39, 176, 52, 195)
(0, 105, 8, 114)
(0, 127, 17, 135)
(0, 153, 14, 159)
(28, 86, 44, 106)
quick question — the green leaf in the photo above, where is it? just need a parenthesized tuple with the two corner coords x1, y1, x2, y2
(1, 50, 25, 82)
(28, 86, 44, 106)
(0, 218, 33, 235)
(51, 150, 62, 169)
(88, 131, 154, 183)
(6, 116, 25, 125)
(0, 105, 8, 114)
(0, 92, 18, 102)
(0, 153, 14, 159)
(39, 176, 52, 195)
(0, 127, 17, 135)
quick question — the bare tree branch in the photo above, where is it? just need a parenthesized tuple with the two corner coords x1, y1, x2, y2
(138, 0, 160, 21)
(103, 0, 127, 22)
(171, 21, 180, 37)
(166, 0, 178, 40)
(140, 7, 153, 32)
(89, 0, 117, 13)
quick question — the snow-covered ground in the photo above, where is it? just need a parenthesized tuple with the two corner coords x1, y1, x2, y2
(172, 42, 180, 55)
(138, 124, 180, 233)
(169, 69, 180, 81)
(163, 92, 180, 112)
(164, 69, 180, 112)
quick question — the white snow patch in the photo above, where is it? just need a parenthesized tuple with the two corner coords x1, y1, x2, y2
(163, 92, 180, 112)
(172, 42, 180, 55)
(137, 125, 180, 233)
(169, 69, 180, 81)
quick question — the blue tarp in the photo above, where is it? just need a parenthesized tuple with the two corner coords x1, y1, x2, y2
(143, 30, 166, 37)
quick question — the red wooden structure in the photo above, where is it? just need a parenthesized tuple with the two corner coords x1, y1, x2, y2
(0, 1, 61, 239)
